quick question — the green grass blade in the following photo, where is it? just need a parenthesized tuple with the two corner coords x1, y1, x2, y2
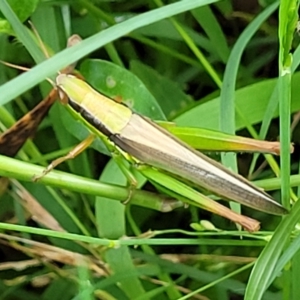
(0, 0, 218, 106)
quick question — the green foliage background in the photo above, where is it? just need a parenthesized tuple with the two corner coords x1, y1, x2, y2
(0, 0, 300, 299)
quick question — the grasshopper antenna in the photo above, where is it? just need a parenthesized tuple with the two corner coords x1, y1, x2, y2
(0, 61, 30, 72)
(0, 60, 56, 88)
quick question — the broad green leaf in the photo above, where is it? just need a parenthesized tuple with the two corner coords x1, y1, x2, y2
(130, 60, 193, 119)
(176, 72, 300, 130)
(0, 0, 39, 35)
(80, 59, 166, 120)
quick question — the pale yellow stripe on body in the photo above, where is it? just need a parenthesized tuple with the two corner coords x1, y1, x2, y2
(57, 74, 132, 134)
(81, 89, 132, 134)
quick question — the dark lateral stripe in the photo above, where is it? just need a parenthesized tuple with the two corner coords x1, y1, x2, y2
(68, 98, 112, 137)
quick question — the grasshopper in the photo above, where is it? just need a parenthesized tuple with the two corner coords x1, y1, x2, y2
(29, 71, 288, 231)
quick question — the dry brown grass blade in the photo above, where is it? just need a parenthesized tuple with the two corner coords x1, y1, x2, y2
(0, 233, 108, 276)
(0, 89, 58, 157)
(0, 259, 41, 271)
(10, 179, 65, 232)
